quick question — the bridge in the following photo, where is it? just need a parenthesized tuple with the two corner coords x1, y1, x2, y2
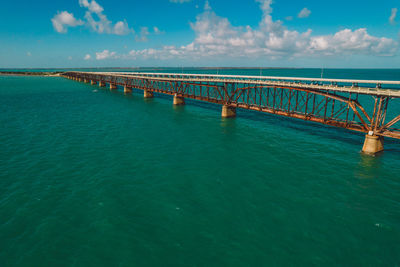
(62, 71, 400, 155)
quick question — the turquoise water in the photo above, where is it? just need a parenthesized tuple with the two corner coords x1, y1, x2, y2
(1, 70, 400, 266)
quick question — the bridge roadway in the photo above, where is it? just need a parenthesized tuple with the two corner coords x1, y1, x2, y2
(62, 71, 400, 155)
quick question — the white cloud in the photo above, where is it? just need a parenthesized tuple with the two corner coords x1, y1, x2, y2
(390, 8, 397, 25)
(169, 0, 191, 3)
(110, 0, 397, 61)
(79, 0, 104, 14)
(51, 11, 83, 33)
(84, 54, 91, 60)
(298, 7, 311, 19)
(309, 29, 397, 56)
(153, 26, 163, 35)
(96, 50, 117, 60)
(136, 27, 150, 42)
(113, 20, 132, 35)
(82, 1, 133, 35)
(52, 0, 133, 35)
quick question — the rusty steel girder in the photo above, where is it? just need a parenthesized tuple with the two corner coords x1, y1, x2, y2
(63, 72, 400, 140)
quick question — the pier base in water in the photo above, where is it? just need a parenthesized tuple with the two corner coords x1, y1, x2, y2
(362, 135, 384, 155)
(99, 81, 106, 87)
(91, 80, 97, 85)
(222, 105, 236, 118)
(173, 94, 185, 105)
(110, 83, 117, 90)
(144, 90, 154, 98)
(84, 79, 90, 83)
(124, 86, 132, 94)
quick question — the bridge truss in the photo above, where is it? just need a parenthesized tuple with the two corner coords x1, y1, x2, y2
(64, 72, 400, 140)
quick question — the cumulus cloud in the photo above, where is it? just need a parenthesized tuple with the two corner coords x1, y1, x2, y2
(51, 11, 83, 33)
(96, 50, 117, 60)
(113, 21, 132, 35)
(298, 8, 311, 19)
(390, 8, 397, 25)
(81, 0, 133, 35)
(136, 27, 150, 42)
(84, 54, 91, 60)
(97, 0, 398, 61)
(79, 0, 103, 14)
(309, 28, 397, 56)
(52, 0, 133, 35)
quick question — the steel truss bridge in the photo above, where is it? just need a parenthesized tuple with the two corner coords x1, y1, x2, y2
(62, 71, 400, 154)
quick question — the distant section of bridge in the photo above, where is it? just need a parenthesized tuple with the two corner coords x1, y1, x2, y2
(62, 71, 400, 155)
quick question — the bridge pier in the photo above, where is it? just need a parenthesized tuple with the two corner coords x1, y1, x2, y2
(99, 81, 106, 87)
(124, 86, 132, 94)
(222, 105, 236, 118)
(173, 94, 185, 105)
(91, 80, 97, 85)
(110, 83, 117, 90)
(362, 135, 384, 155)
(144, 90, 154, 98)
(84, 79, 90, 83)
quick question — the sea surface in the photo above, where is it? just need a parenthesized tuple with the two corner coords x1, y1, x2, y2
(1, 68, 400, 266)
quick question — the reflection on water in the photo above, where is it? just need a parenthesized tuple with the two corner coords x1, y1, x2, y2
(220, 117, 237, 135)
(172, 104, 185, 112)
(355, 153, 383, 179)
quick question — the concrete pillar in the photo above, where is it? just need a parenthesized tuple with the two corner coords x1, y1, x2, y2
(91, 80, 97, 85)
(173, 94, 185, 105)
(144, 90, 154, 98)
(124, 86, 132, 94)
(79, 78, 83, 82)
(99, 81, 106, 87)
(110, 83, 117, 90)
(84, 79, 90, 83)
(362, 135, 384, 155)
(221, 105, 236, 118)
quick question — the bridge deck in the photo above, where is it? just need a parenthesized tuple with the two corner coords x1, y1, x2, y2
(64, 71, 400, 144)
(79, 71, 400, 97)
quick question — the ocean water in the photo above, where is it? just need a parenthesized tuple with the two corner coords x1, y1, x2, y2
(1, 69, 400, 266)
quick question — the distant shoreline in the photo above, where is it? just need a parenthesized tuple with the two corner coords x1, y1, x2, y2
(0, 71, 62, 77)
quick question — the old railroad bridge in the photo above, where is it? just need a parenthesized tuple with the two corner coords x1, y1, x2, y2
(62, 71, 400, 155)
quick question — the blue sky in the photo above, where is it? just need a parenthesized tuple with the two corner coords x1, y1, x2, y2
(1, 0, 399, 68)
